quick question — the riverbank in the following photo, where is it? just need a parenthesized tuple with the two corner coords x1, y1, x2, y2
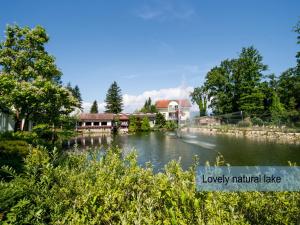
(182, 126, 300, 144)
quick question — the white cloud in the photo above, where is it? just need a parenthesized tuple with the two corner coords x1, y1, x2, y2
(121, 74, 139, 79)
(83, 86, 199, 113)
(135, 1, 195, 21)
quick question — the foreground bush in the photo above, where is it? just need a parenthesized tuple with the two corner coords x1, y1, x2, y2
(0, 147, 299, 224)
(0, 140, 31, 179)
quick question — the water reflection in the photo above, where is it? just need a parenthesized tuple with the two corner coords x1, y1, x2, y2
(65, 132, 300, 171)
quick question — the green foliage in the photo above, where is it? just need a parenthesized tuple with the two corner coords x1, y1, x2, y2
(165, 121, 178, 131)
(0, 25, 78, 131)
(141, 117, 151, 132)
(90, 100, 98, 113)
(269, 93, 286, 123)
(140, 97, 157, 113)
(190, 86, 207, 116)
(66, 83, 83, 110)
(128, 115, 138, 133)
(237, 118, 252, 127)
(105, 81, 123, 113)
(203, 47, 267, 116)
(251, 117, 264, 126)
(155, 112, 166, 129)
(0, 147, 299, 224)
(0, 140, 30, 178)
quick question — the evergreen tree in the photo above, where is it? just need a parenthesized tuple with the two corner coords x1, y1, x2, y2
(140, 97, 157, 113)
(90, 100, 98, 113)
(73, 85, 83, 110)
(105, 81, 123, 113)
(66, 83, 83, 110)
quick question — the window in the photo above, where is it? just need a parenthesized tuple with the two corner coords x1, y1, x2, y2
(101, 121, 107, 126)
(85, 122, 91, 126)
(93, 122, 99, 126)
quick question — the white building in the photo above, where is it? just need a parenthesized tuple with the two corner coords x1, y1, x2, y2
(0, 111, 14, 132)
(155, 99, 191, 122)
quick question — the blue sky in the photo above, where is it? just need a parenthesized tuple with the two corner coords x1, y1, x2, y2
(1, 0, 299, 112)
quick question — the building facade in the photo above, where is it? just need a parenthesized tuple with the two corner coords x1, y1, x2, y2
(155, 99, 191, 122)
(77, 112, 156, 132)
(77, 113, 114, 132)
(0, 111, 14, 132)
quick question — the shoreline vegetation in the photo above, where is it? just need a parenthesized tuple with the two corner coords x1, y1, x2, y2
(1, 146, 300, 224)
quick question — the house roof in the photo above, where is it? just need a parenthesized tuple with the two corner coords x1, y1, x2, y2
(80, 113, 114, 121)
(116, 114, 129, 120)
(155, 99, 191, 108)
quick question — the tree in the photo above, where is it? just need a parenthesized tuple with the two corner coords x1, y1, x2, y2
(141, 117, 151, 131)
(155, 112, 166, 128)
(66, 83, 83, 110)
(128, 115, 137, 133)
(234, 47, 267, 116)
(105, 81, 123, 113)
(190, 86, 207, 116)
(0, 25, 77, 131)
(90, 100, 98, 113)
(140, 97, 157, 113)
(203, 47, 267, 117)
(269, 93, 285, 123)
(295, 20, 300, 72)
(204, 59, 235, 114)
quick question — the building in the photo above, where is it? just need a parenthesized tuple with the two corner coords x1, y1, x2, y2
(155, 99, 191, 122)
(77, 112, 156, 132)
(0, 111, 14, 132)
(77, 113, 114, 132)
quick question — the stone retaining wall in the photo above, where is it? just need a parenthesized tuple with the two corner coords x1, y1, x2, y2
(182, 127, 300, 144)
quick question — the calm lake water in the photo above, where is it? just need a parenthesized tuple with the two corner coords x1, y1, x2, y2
(66, 132, 300, 171)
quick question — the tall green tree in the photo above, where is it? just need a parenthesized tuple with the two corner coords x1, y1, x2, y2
(203, 47, 267, 116)
(90, 100, 98, 113)
(140, 97, 157, 113)
(66, 83, 83, 110)
(0, 25, 77, 131)
(234, 47, 267, 116)
(204, 59, 235, 114)
(105, 81, 123, 113)
(190, 86, 207, 116)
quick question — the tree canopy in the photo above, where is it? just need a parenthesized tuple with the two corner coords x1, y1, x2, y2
(90, 100, 99, 113)
(140, 97, 157, 113)
(0, 25, 78, 131)
(105, 81, 123, 114)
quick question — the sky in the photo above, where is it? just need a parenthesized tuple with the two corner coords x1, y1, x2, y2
(1, 0, 299, 112)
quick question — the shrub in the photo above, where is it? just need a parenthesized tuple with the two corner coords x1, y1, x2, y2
(0, 140, 30, 178)
(251, 117, 264, 126)
(141, 116, 151, 132)
(164, 120, 178, 131)
(1, 147, 299, 224)
(237, 118, 252, 127)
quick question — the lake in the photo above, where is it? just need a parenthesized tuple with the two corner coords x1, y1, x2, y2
(66, 132, 300, 171)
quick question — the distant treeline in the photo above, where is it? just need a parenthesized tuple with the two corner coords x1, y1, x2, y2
(191, 20, 300, 127)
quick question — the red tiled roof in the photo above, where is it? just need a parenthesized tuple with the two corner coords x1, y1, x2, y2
(155, 99, 191, 108)
(117, 114, 129, 120)
(80, 113, 114, 121)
